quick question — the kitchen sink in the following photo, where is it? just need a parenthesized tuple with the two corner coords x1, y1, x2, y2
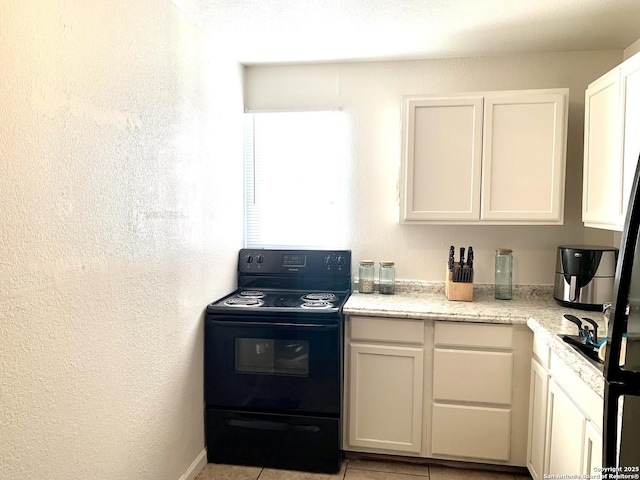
(558, 334, 604, 373)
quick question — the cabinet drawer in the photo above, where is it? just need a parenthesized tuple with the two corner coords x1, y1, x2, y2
(433, 349, 513, 404)
(431, 403, 511, 461)
(349, 316, 424, 345)
(435, 322, 512, 349)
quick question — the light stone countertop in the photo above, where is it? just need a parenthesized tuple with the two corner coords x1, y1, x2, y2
(343, 282, 606, 398)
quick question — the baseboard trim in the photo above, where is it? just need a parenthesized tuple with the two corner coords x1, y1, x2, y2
(179, 448, 208, 480)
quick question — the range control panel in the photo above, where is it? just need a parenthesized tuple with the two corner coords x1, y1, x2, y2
(239, 249, 351, 275)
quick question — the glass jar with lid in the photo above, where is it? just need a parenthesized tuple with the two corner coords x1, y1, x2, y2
(379, 261, 395, 295)
(358, 260, 375, 293)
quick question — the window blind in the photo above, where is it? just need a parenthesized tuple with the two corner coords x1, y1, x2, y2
(244, 111, 349, 248)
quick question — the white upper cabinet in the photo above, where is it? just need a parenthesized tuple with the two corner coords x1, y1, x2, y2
(583, 51, 640, 230)
(583, 68, 624, 229)
(401, 89, 568, 224)
(621, 54, 640, 223)
(401, 96, 483, 221)
(481, 92, 567, 222)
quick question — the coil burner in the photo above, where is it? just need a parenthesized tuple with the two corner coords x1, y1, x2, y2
(300, 301, 333, 309)
(301, 293, 337, 303)
(224, 297, 264, 307)
(238, 290, 265, 299)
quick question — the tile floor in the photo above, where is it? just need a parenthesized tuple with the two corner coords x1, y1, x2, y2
(195, 459, 532, 480)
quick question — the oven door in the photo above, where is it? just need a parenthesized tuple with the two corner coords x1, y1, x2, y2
(205, 317, 341, 416)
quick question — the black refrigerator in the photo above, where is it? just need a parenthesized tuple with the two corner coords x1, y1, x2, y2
(603, 153, 640, 470)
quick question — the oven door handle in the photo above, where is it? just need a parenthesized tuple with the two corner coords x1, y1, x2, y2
(228, 418, 321, 433)
(209, 320, 338, 331)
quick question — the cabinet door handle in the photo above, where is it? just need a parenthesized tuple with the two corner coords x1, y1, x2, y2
(228, 418, 321, 433)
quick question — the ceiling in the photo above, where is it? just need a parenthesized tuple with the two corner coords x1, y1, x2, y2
(174, 0, 640, 65)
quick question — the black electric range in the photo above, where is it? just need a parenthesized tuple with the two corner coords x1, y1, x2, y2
(204, 248, 351, 474)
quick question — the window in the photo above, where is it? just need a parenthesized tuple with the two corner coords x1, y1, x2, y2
(235, 338, 309, 376)
(244, 111, 349, 248)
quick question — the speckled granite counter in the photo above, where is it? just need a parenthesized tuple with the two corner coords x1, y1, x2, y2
(343, 282, 606, 398)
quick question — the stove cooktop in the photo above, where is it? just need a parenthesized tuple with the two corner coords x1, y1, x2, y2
(206, 289, 349, 315)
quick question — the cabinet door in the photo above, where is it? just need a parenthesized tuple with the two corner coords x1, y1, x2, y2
(527, 358, 549, 480)
(401, 96, 483, 221)
(545, 379, 586, 476)
(481, 91, 567, 223)
(583, 420, 603, 478)
(621, 53, 640, 224)
(583, 68, 623, 229)
(347, 343, 424, 454)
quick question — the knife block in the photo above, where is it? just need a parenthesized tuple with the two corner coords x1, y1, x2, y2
(445, 265, 474, 301)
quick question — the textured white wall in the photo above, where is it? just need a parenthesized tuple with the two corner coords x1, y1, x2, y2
(0, 1, 243, 479)
(245, 52, 624, 285)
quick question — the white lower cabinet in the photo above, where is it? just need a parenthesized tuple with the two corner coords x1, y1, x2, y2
(546, 378, 586, 475)
(583, 420, 603, 478)
(347, 343, 424, 454)
(526, 338, 603, 480)
(344, 316, 532, 466)
(344, 316, 426, 455)
(430, 322, 531, 465)
(527, 358, 549, 480)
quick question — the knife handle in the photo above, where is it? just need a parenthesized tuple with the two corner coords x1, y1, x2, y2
(459, 247, 465, 268)
(449, 246, 455, 271)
